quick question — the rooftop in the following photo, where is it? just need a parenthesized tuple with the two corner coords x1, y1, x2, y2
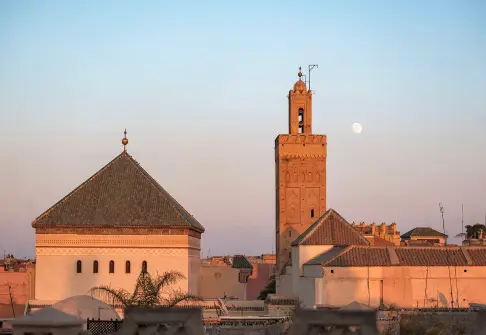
(291, 209, 370, 246)
(401, 227, 447, 239)
(32, 151, 204, 232)
(305, 246, 486, 267)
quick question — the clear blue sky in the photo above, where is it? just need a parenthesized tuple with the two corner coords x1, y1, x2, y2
(1, 1, 485, 258)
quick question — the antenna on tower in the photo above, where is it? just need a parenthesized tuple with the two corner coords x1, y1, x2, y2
(308, 64, 319, 91)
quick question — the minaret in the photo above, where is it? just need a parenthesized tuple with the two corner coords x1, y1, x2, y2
(274, 68, 327, 275)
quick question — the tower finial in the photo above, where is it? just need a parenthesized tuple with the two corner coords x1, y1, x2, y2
(122, 128, 128, 151)
(298, 66, 302, 79)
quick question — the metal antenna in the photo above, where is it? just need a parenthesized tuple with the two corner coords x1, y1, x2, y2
(462, 204, 464, 241)
(308, 64, 319, 91)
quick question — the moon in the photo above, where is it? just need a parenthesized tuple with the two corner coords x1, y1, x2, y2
(351, 123, 363, 134)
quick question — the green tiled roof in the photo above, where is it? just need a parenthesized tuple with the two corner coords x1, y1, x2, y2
(231, 255, 253, 269)
(400, 227, 446, 239)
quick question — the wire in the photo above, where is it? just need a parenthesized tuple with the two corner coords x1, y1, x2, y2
(439, 202, 455, 308)
(423, 266, 429, 308)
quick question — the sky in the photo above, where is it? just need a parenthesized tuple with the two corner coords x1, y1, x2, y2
(0, 0, 485, 258)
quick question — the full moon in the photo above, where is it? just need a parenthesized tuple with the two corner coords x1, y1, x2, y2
(351, 123, 363, 134)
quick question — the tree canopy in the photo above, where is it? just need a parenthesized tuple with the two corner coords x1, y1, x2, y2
(457, 223, 486, 239)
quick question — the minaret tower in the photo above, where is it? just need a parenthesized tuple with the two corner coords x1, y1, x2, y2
(275, 68, 327, 274)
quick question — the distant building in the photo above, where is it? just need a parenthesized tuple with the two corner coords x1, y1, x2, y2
(199, 255, 253, 300)
(400, 227, 448, 245)
(199, 255, 276, 300)
(30, 134, 204, 309)
(350, 222, 401, 246)
(0, 258, 35, 318)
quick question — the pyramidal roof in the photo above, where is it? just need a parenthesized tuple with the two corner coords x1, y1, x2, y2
(32, 151, 204, 232)
(291, 208, 369, 246)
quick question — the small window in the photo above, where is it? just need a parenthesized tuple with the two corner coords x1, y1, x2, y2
(288, 230, 291, 237)
(109, 260, 115, 273)
(311, 209, 315, 218)
(142, 261, 147, 273)
(93, 261, 99, 274)
(126, 261, 131, 274)
(76, 260, 82, 273)
(330, 269, 334, 274)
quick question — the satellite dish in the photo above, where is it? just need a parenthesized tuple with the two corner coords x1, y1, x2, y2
(439, 293, 449, 308)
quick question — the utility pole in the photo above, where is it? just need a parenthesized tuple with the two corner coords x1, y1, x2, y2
(7, 283, 15, 318)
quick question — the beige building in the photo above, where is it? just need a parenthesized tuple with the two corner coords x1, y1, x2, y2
(30, 135, 204, 308)
(350, 222, 401, 246)
(277, 208, 486, 309)
(199, 255, 253, 300)
(400, 227, 448, 245)
(199, 255, 275, 300)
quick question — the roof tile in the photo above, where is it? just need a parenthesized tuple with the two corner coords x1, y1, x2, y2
(310, 246, 486, 267)
(401, 227, 447, 238)
(32, 152, 204, 232)
(291, 209, 369, 246)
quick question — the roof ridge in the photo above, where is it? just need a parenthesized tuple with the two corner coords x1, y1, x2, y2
(123, 154, 201, 231)
(32, 152, 126, 226)
(300, 210, 332, 245)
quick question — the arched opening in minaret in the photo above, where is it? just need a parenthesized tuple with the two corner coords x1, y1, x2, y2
(298, 108, 304, 133)
(311, 209, 315, 218)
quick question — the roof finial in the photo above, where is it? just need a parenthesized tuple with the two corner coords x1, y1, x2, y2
(122, 129, 128, 152)
(298, 66, 303, 79)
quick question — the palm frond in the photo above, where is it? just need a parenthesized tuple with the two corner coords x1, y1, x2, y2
(89, 286, 131, 307)
(162, 290, 204, 307)
(154, 270, 186, 294)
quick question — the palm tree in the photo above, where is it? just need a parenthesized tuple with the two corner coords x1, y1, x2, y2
(257, 275, 276, 300)
(89, 270, 203, 309)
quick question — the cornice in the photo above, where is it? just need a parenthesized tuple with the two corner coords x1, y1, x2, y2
(276, 134, 327, 144)
(35, 234, 200, 249)
(35, 227, 201, 239)
(36, 247, 201, 256)
(279, 153, 326, 159)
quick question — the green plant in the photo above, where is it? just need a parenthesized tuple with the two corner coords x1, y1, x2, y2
(89, 270, 202, 308)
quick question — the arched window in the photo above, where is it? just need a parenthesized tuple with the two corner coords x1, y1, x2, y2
(109, 260, 115, 273)
(125, 261, 131, 274)
(142, 261, 147, 273)
(298, 108, 304, 133)
(76, 260, 82, 273)
(311, 209, 315, 218)
(93, 261, 99, 274)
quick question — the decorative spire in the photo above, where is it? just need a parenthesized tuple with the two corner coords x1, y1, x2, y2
(298, 66, 302, 79)
(122, 129, 128, 151)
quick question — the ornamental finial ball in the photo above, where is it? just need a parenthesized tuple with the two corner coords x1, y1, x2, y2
(122, 129, 128, 149)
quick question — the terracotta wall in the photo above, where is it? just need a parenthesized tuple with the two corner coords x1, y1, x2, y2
(0, 268, 35, 305)
(246, 263, 275, 300)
